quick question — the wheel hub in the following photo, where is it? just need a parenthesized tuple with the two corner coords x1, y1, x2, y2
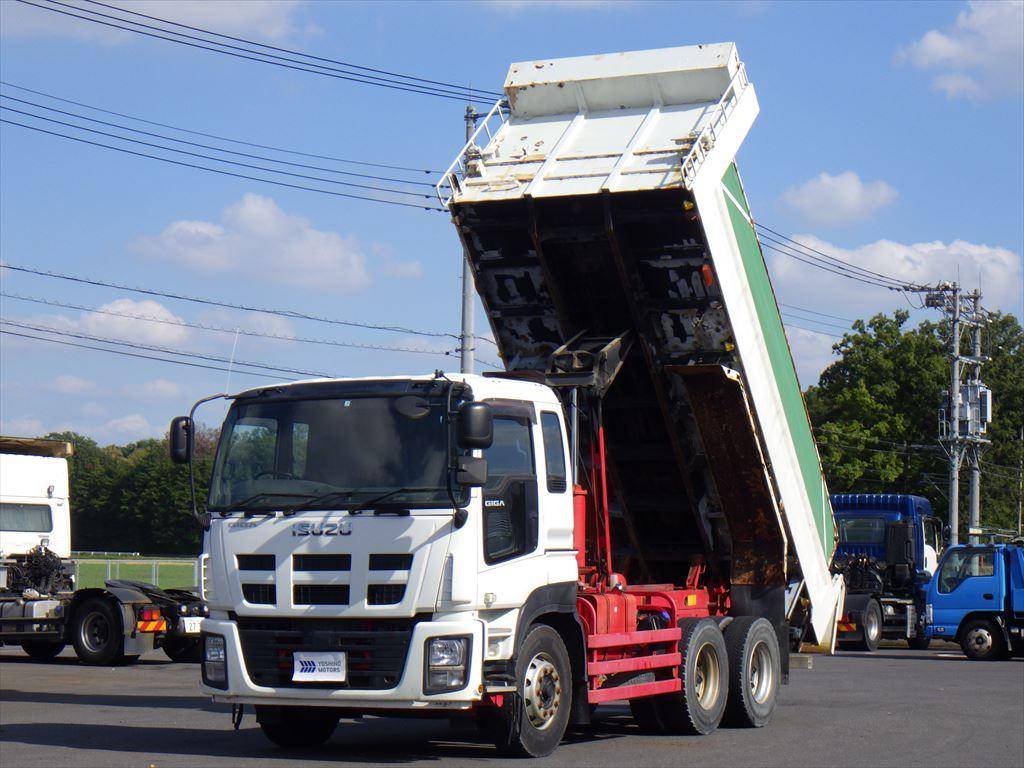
(967, 628, 993, 653)
(748, 640, 774, 705)
(693, 642, 720, 709)
(81, 611, 110, 653)
(523, 652, 562, 730)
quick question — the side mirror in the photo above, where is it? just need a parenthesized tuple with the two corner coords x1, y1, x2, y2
(169, 416, 192, 464)
(942, 524, 952, 544)
(456, 456, 488, 487)
(458, 402, 493, 449)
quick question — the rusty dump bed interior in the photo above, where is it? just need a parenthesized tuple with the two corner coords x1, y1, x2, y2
(454, 190, 785, 589)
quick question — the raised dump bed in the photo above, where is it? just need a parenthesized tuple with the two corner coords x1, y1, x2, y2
(440, 43, 842, 642)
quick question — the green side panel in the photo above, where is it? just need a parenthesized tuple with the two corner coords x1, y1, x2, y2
(720, 163, 835, 557)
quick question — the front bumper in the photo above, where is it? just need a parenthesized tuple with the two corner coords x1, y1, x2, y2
(200, 617, 484, 711)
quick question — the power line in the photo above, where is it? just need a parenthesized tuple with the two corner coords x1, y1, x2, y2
(0, 105, 433, 199)
(0, 118, 446, 212)
(759, 237, 906, 291)
(0, 91, 435, 186)
(778, 303, 855, 324)
(780, 313, 850, 332)
(1, 327, 295, 380)
(0, 82, 438, 175)
(20, 1, 497, 104)
(0, 292, 456, 358)
(0, 262, 459, 339)
(782, 321, 841, 339)
(79, 0, 502, 100)
(755, 223, 921, 290)
(1, 318, 330, 377)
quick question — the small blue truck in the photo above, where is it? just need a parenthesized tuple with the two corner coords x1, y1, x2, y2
(925, 542, 1024, 660)
(830, 494, 945, 651)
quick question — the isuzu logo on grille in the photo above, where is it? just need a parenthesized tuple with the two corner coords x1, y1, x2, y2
(291, 521, 352, 537)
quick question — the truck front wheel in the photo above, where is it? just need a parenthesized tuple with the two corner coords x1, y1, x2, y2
(20, 641, 65, 661)
(256, 706, 339, 748)
(960, 619, 1006, 661)
(723, 617, 780, 728)
(72, 597, 133, 666)
(488, 624, 572, 758)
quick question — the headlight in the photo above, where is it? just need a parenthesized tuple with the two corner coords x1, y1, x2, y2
(429, 638, 466, 667)
(179, 603, 189, 615)
(424, 636, 469, 695)
(202, 634, 228, 689)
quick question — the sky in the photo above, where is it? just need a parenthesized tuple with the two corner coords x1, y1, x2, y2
(1, 0, 1022, 445)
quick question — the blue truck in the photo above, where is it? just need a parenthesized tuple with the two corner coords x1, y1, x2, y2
(830, 494, 945, 651)
(925, 542, 1024, 660)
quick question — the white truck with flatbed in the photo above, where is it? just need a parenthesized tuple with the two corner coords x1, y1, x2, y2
(0, 436, 207, 664)
(173, 43, 844, 758)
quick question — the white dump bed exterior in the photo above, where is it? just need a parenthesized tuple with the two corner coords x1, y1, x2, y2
(441, 43, 843, 644)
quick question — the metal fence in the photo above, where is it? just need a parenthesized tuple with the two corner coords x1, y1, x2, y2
(75, 558, 199, 591)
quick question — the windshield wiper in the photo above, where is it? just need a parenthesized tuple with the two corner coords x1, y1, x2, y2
(285, 489, 364, 516)
(211, 492, 315, 516)
(359, 487, 420, 513)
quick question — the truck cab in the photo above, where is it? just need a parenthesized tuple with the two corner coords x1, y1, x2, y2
(830, 494, 943, 650)
(195, 374, 578, 722)
(925, 543, 1024, 660)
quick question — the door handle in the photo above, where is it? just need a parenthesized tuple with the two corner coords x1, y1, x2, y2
(983, 593, 993, 600)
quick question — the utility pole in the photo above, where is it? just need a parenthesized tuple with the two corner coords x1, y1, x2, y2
(459, 105, 480, 374)
(1017, 425, 1023, 537)
(967, 291, 983, 544)
(927, 284, 989, 547)
(948, 284, 963, 546)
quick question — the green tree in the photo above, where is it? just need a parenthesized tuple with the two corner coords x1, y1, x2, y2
(807, 310, 1023, 533)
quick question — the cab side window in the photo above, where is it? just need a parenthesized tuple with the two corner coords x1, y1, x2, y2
(540, 412, 567, 493)
(482, 416, 538, 564)
(937, 550, 995, 593)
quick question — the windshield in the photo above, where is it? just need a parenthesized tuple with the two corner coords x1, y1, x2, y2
(208, 395, 463, 512)
(838, 516, 887, 545)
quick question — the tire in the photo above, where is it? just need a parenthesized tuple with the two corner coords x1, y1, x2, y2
(960, 619, 1007, 661)
(256, 706, 339, 749)
(851, 599, 882, 652)
(654, 618, 729, 735)
(163, 637, 202, 663)
(20, 641, 65, 662)
(72, 597, 128, 666)
(722, 617, 780, 728)
(907, 634, 932, 651)
(488, 624, 573, 758)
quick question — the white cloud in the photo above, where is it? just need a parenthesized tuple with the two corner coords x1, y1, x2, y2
(136, 378, 183, 401)
(196, 309, 297, 340)
(102, 413, 153, 439)
(133, 194, 372, 294)
(769, 235, 1022, 314)
(82, 298, 191, 346)
(0, 417, 45, 437)
(48, 375, 96, 395)
(897, 1, 1024, 100)
(780, 172, 898, 227)
(1, 1, 308, 42)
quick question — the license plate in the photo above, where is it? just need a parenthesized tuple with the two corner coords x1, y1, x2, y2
(292, 651, 347, 682)
(181, 617, 203, 635)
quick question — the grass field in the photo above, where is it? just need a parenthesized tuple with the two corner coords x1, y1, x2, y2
(75, 559, 198, 591)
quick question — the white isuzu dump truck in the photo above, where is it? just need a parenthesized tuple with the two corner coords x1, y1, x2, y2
(173, 43, 844, 757)
(0, 436, 207, 663)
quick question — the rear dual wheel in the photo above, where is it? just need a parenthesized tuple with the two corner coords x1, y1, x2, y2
(630, 617, 781, 734)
